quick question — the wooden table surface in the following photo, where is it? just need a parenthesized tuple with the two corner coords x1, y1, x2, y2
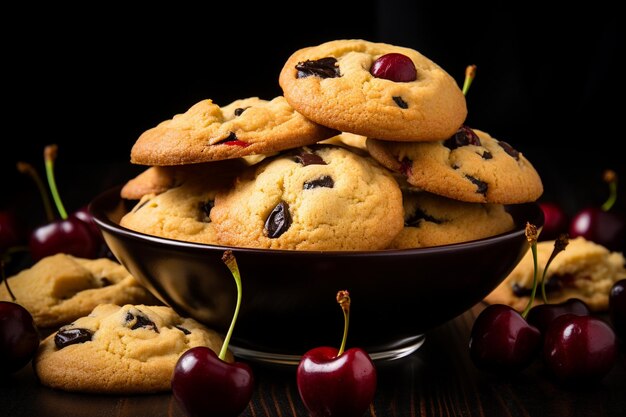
(2, 303, 624, 417)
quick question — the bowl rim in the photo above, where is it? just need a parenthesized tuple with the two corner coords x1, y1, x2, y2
(90, 185, 544, 258)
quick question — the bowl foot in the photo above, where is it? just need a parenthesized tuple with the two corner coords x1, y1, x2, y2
(229, 334, 426, 366)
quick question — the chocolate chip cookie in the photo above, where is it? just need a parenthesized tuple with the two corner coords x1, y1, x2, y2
(484, 237, 626, 312)
(0, 254, 158, 328)
(388, 192, 515, 249)
(367, 127, 543, 203)
(279, 39, 467, 141)
(34, 304, 230, 393)
(211, 145, 404, 250)
(130, 96, 338, 166)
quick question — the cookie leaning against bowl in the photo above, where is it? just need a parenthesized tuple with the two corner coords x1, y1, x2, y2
(211, 145, 404, 250)
(366, 127, 543, 204)
(484, 237, 626, 312)
(0, 254, 158, 328)
(120, 170, 236, 245)
(130, 96, 338, 166)
(279, 39, 467, 141)
(34, 304, 231, 393)
(388, 192, 515, 249)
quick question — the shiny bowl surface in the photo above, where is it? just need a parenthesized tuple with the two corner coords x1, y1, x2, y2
(90, 186, 543, 360)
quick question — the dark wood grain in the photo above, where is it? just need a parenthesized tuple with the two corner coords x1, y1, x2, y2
(2, 303, 624, 417)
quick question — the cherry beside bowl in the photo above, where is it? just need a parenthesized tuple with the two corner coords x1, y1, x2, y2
(90, 186, 543, 365)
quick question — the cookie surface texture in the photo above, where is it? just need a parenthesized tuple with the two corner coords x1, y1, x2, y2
(120, 170, 235, 244)
(0, 254, 158, 328)
(388, 192, 515, 249)
(367, 128, 543, 203)
(211, 145, 404, 250)
(279, 39, 467, 141)
(484, 237, 626, 312)
(34, 304, 229, 393)
(130, 96, 338, 165)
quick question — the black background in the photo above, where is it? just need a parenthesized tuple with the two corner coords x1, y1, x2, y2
(2, 3, 624, 228)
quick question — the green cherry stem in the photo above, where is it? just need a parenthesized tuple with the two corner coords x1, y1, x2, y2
(336, 290, 351, 357)
(220, 250, 243, 361)
(462, 64, 477, 96)
(601, 169, 618, 212)
(17, 161, 55, 223)
(521, 223, 539, 319)
(540, 234, 570, 303)
(44, 145, 68, 220)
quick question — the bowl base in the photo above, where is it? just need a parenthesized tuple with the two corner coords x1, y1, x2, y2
(229, 334, 426, 366)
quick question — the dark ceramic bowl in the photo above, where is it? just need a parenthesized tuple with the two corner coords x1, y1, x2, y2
(90, 186, 543, 364)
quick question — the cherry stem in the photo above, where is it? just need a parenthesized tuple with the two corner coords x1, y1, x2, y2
(1, 259, 16, 301)
(540, 233, 570, 303)
(462, 65, 477, 96)
(522, 223, 539, 319)
(601, 169, 617, 212)
(17, 161, 55, 223)
(45, 145, 68, 220)
(220, 250, 243, 361)
(336, 290, 351, 357)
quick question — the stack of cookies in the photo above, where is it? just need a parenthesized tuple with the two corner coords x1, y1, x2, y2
(121, 39, 544, 251)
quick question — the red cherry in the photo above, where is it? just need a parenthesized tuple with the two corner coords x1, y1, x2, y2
(296, 290, 376, 417)
(172, 346, 254, 417)
(469, 304, 541, 373)
(539, 202, 569, 241)
(609, 279, 626, 338)
(72, 205, 104, 244)
(526, 298, 590, 337)
(0, 301, 40, 374)
(297, 346, 377, 417)
(0, 211, 24, 253)
(29, 218, 99, 261)
(569, 207, 626, 251)
(543, 314, 617, 383)
(370, 53, 417, 82)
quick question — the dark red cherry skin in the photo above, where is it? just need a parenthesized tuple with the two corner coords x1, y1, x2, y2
(72, 205, 104, 244)
(543, 314, 617, 383)
(29, 218, 99, 261)
(539, 202, 569, 241)
(0, 301, 40, 374)
(609, 279, 626, 338)
(297, 346, 377, 417)
(569, 207, 626, 251)
(172, 346, 254, 417)
(0, 211, 24, 252)
(370, 53, 417, 82)
(527, 298, 591, 337)
(469, 304, 541, 373)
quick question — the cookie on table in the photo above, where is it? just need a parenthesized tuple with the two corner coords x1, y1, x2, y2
(484, 237, 626, 312)
(279, 39, 467, 141)
(120, 171, 234, 244)
(211, 145, 404, 250)
(120, 159, 247, 200)
(0, 254, 158, 328)
(34, 304, 230, 393)
(388, 192, 515, 249)
(130, 96, 338, 166)
(366, 127, 543, 204)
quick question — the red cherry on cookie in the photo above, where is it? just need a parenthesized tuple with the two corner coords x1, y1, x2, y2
(370, 53, 417, 82)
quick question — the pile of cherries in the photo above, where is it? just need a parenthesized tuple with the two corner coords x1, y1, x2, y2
(470, 223, 624, 384)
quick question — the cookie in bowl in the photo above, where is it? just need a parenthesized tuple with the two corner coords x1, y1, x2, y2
(0, 254, 158, 328)
(130, 96, 338, 166)
(484, 236, 626, 311)
(211, 145, 404, 250)
(279, 39, 466, 141)
(388, 191, 515, 249)
(34, 304, 230, 393)
(366, 127, 543, 204)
